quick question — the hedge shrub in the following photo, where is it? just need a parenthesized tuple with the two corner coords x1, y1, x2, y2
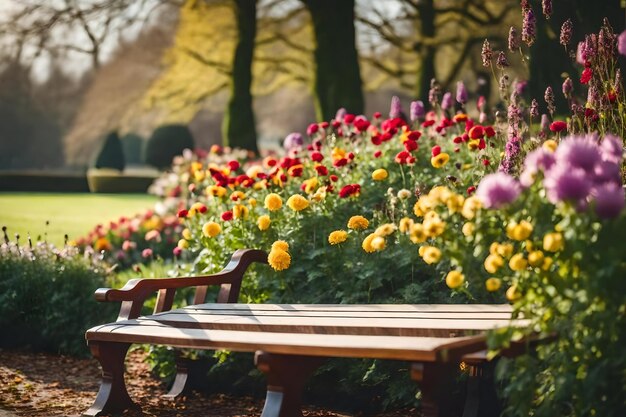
(121, 133, 144, 165)
(144, 125, 195, 169)
(94, 131, 125, 171)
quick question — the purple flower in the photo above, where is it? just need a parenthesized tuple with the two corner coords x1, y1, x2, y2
(520, 148, 555, 187)
(593, 160, 621, 185)
(540, 114, 550, 132)
(479, 112, 488, 124)
(481, 39, 492, 67)
(476, 173, 522, 208)
(619, 30, 626, 56)
(389, 96, 402, 118)
(496, 51, 509, 69)
(555, 135, 601, 172)
(283, 132, 303, 150)
(508, 27, 519, 51)
(592, 182, 625, 218)
(600, 134, 624, 164)
(441, 92, 453, 110)
(562, 78, 573, 98)
(530, 99, 539, 118)
(576, 41, 586, 65)
(456, 81, 468, 104)
(544, 166, 592, 204)
(522, 8, 536, 46)
(560, 19, 573, 47)
(335, 107, 346, 121)
(544, 86, 555, 115)
(542, 0, 552, 19)
(410, 100, 425, 121)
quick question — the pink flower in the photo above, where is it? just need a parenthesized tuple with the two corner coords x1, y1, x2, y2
(306, 123, 319, 136)
(600, 134, 623, 164)
(173, 247, 183, 256)
(476, 172, 521, 208)
(592, 182, 625, 218)
(122, 240, 136, 251)
(555, 135, 601, 172)
(142, 248, 153, 259)
(618, 30, 626, 56)
(544, 166, 591, 204)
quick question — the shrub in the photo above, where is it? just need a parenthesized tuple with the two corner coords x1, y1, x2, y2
(121, 133, 144, 165)
(93, 131, 125, 171)
(0, 239, 117, 356)
(144, 125, 195, 169)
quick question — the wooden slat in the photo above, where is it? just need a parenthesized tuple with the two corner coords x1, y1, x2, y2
(183, 303, 513, 313)
(86, 324, 487, 362)
(135, 313, 525, 337)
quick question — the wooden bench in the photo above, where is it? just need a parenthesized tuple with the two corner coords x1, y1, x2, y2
(84, 249, 523, 417)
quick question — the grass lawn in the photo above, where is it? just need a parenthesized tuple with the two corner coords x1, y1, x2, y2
(0, 192, 157, 246)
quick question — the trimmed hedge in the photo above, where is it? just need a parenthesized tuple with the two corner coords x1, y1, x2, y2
(0, 171, 89, 192)
(94, 131, 125, 171)
(86, 169, 158, 193)
(144, 125, 195, 169)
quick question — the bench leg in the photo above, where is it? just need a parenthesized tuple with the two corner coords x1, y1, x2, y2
(255, 351, 324, 417)
(411, 362, 459, 417)
(461, 362, 500, 417)
(83, 341, 139, 417)
(163, 353, 193, 399)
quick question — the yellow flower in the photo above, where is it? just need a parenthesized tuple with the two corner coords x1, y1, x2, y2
(233, 204, 249, 219)
(468, 139, 481, 151)
(268, 249, 291, 271)
(375, 223, 397, 236)
(431, 152, 450, 168)
(248, 198, 257, 207)
(542, 257, 553, 271)
(423, 218, 445, 237)
(191, 161, 203, 173)
(543, 139, 558, 152)
(371, 236, 386, 251)
(446, 194, 465, 213)
(397, 189, 412, 200)
(362, 233, 377, 253)
(257, 215, 271, 231)
(202, 222, 221, 238)
(264, 193, 283, 211)
(429, 186, 452, 203)
(332, 147, 346, 161)
(528, 250, 544, 267)
(348, 215, 369, 230)
(484, 254, 504, 274)
(287, 194, 310, 211)
(506, 285, 521, 302)
(231, 191, 246, 201)
(194, 170, 206, 182)
(372, 168, 388, 181)
(271, 240, 289, 252)
(94, 237, 112, 251)
(398, 217, 414, 233)
(409, 223, 427, 243)
(177, 239, 189, 249)
(496, 243, 514, 258)
(462, 222, 475, 237)
(507, 220, 533, 241)
(206, 185, 227, 197)
(182, 228, 192, 240)
(485, 278, 502, 292)
(509, 253, 528, 271)
(422, 246, 442, 264)
(461, 197, 482, 219)
(328, 230, 348, 245)
(303, 177, 319, 194)
(446, 271, 465, 289)
(543, 232, 564, 252)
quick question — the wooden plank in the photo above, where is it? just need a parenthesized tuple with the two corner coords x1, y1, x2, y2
(183, 303, 513, 313)
(134, 314, 525, 337)
(86, 324, 488, 362)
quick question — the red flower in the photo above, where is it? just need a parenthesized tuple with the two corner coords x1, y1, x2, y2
(580, 67, 592, 84)
(319, 121, 329, 129)
(373, 111, 382, 119)
(227, 160, 240, 171)
(311, 151, 324, 162)
(485, 126, 496, 137)
(315, 165, 329, 176)
(431, 145, 441, 157)
(373, 150, 382, 158)
(347, 152, 355, 160)
(468, 125, 485, 139)
(482, 159, 490, 166)
(339, 184, 361, 198)
(331, 120, 341, 128)
(343, 114, 355, 124)
(478, 139, 486, 150)
(453, 136, 463, 144)
(422, 120, 435, 127)
(221, 211, 233, 221)
(333, 158, 348, 167)
(177, 209, 189, 218)
(330, 174, 339, 182)
(353, 116, 370, 132)
(197, 204, 207, 214)
(395, 150, 412, 164)
(173, 247, 183, 256)
(407, 131, 422, 141)
(404, 139, 418, 152)
(467, 186, 476, 195)
(307, 123, 319, 136)
(549, 121, 567, 132)
(371, 135, 382, 145)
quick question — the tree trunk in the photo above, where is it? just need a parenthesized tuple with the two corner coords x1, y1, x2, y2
(302, 0, 364, 120)
(222, 0, 258, 153)
(416, 0, 436, 101)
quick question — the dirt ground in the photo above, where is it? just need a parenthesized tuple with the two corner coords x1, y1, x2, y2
(0, 349, 413, 417)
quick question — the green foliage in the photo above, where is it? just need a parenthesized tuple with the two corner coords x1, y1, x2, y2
(0, 241, 117, 356)
(144, 124, 195, 169)
(94, 131, 125, 171)
(121, 133, 144, 165)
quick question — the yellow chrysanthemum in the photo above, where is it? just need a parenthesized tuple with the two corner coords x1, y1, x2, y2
(485, 277, 502, 292)
(431, 153, 450, 168)
(268, 249, 291, 271)
(194, 170, 206, 181)
(409, 223, 427, 243)
(372, 168, 388, 181)
(231, 191, 246, 201)
(177, 239, 190, 249)
(271, 240, 289, 252)
(182, 228, 192, 240)
(462, 222, 475, 237)
(264, 193, 283, 211)
(506, 220, 533, 241)
(509, 253, 528, 271)
(543, 139, 558, 152)
(287, 194, 310, 211)
(461, 196, 482, 219)
(248, 198, 257, 207)
(257, 215, 271, 231)
(328, 230, 348, 245)
(422, 246, 442, 264)
(398, 217, 414, 233)
(371, 236, 386, 251)
(543, 232, 564, 252)
(347, 215, 369, 230)
(423, 218, 445, 237)
(429, 186, 452, 203)
(332, 147, 346, 161)
(446, 270, 465, 289)
(375, 223, 397, 236)
(233, 204, 249, 219)
(202, 222, 221, 238)
(303, 177, 319, 194)
(206, 185, 227, 197)
(362, 233, 377, 253)
(446, 194, 465, 213)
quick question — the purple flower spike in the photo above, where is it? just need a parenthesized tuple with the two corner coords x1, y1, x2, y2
(456, 81, 468, 104)
(410, 100, 425, 121)
(619, 30, 626, 56)
(600, 134, 624, 164)
(335, 107, 346, 121)
(476, 172, 522, 208)
(593, 182, 625, 218)
(283, 132, 303, 151)
(389, 96, 402, 119)
(441, 92, 453, 110)
(522, 8, 536, 46)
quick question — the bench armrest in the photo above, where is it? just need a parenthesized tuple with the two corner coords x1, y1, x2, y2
(95, 249, 268, 321)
